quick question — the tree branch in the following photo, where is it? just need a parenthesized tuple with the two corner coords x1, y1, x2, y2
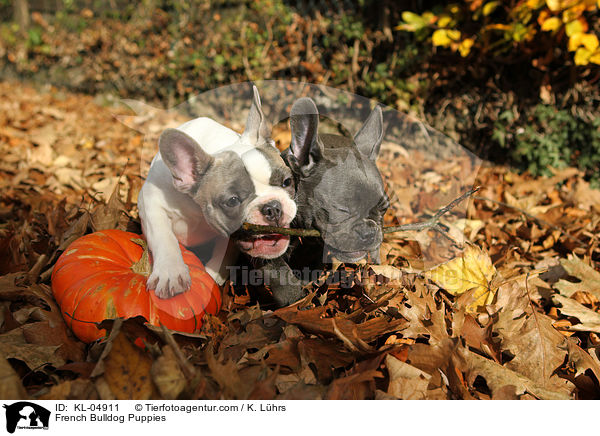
(383, 186, 480, 234)
(240, 186, 480, 238)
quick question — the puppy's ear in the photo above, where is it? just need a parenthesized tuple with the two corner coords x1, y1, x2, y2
(288, 97, 322, 176)
(241, 85, 272, 145)
(354, 105, 384, 160)
(159, 128, 214, 193)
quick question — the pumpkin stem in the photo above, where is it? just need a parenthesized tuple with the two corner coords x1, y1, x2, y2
(131, 238, 152, 276)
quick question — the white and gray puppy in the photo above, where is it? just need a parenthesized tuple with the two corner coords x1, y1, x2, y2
(138, 86, 296, 298)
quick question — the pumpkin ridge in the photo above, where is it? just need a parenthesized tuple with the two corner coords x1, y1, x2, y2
(189, 299, 198, 332)
(53, 242, 129, 274)
(102, 230, 143, 264)
(75, 240, 132, 265)
(58, 268, 125, 300)
(67, 275, 108, 335)
(66, 270, 133, 320)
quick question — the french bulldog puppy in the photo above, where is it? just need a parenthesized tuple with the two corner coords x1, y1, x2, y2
(138, 86, 296, 298)
(263, 97, 389, 306)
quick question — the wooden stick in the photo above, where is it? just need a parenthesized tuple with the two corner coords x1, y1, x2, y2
(240, 186, 480, 238)
(240, 223, 320, 237)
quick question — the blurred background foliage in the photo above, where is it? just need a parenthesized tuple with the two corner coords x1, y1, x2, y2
(0, 0, 598, 184)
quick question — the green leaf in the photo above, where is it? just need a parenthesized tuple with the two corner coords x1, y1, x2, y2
(397, 11, 427, 32)
(402, 11, 424, 24)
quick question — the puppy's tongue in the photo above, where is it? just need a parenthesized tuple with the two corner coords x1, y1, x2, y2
(238, 233, 290, 258)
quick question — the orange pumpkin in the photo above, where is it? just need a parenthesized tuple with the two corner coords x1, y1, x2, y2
(51, 229, 221, 343)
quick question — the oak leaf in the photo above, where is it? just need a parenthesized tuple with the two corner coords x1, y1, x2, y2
(555, 256, 600, 300)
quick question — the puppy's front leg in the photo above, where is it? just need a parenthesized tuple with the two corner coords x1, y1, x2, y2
(204, 237, 236, 286)
(140, 205, 191, 298)
(261, 257, 305, 307)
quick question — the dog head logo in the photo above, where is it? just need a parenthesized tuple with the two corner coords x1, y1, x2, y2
(3, 402, 50, 433)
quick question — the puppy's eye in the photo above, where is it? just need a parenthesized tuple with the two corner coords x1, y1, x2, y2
(282, 177, 293, 188)
(224, 196, 241, 208)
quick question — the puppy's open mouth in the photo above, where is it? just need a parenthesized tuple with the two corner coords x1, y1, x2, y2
(237, 233, 290, 259)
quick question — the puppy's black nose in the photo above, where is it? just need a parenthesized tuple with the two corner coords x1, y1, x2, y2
(261, 200, 282, 223)
(356, 222, 377, 242)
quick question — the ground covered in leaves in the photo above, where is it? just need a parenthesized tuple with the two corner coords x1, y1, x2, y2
(1, 80, 600, 400)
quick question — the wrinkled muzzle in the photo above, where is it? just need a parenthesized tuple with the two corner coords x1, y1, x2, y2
(236, 192, 297, 259)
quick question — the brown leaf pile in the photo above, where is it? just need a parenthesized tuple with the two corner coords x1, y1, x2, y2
(1, 80, 600, 400)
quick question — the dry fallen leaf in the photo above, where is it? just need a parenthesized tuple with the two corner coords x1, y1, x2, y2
(38, 379, 99, 400)
(552, 294, 600, 333)
(460, 346, 572, 400)
(424, 243, 497, 312)
(385, 354, 431, 400)
(90, 179, 128, 232)
(493, 282, 573, 395)
(555, 256, 600, 300)
(0, 356, 28, 399)
(91, 321, 156, 400)
(274, 305, 406, 349)
(0, 328, 64, 369)
(151, 345, 187, 399)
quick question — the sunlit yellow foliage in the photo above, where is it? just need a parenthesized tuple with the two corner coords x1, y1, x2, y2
(396, 0, 600, 66)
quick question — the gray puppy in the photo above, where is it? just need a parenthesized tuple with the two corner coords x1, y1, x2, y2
(262, 97, 389, 306)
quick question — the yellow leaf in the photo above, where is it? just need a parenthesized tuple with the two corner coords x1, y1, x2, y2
(448, 29, 461, 40)
(546, 0, 563, 11)
(574, 47, 592, 65)
(581, 33, 599, 51)
(483, 1, 500, 16)
(485, 23, 513, 31)
(565, 19, 584, 36)
(590, 51, 600, 64)
(432, 29, 451, 46)
(527, 0, 546, 8)
(424, 244, 497, 312)
(432, 29, 461, 46)
(438, 15, 452, 28)
(541, 16, 562, 31)
(537, 9, 549, 26)
(569, 32, 584, 51)
(459, 38, 475, 56)
(562, 4, 586, 22)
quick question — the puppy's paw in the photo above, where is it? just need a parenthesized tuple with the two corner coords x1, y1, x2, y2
(204, 264, 227, 286)
(271, 283, 305, 308)
(146, 262, 192, 299)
